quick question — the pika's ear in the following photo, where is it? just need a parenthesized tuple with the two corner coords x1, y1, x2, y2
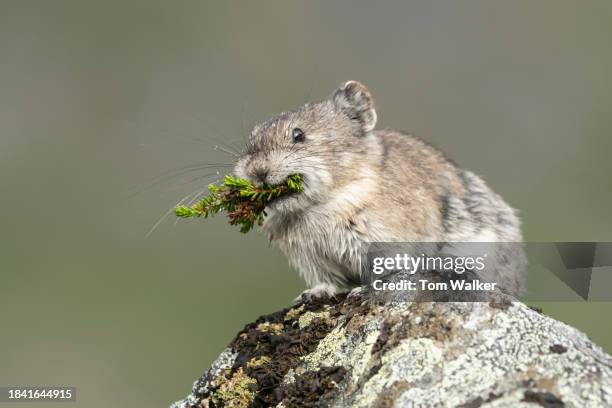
(332, 80, 377, 132)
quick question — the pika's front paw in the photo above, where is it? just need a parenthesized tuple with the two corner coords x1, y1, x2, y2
(294, 283, 337, 303)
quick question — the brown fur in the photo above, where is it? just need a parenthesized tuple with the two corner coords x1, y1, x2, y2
(235, 81, 526, 299)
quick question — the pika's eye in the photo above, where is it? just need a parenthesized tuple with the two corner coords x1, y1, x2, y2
(292, 127, 305, 143)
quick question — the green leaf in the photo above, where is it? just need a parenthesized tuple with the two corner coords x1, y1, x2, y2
(174, 205, 195, 218)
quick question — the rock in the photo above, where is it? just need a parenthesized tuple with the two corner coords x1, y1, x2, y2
(170, 290, 612, 408)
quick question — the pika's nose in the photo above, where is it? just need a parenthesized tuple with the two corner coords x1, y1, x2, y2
(252, 167, 269, 184)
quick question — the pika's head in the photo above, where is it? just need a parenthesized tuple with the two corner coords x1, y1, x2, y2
(234, 81, 378, 213)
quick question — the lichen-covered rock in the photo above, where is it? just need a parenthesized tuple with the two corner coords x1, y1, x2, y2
(170, 290, 612, 408)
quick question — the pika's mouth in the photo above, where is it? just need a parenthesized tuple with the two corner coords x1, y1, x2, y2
(265, 174, 303, 205)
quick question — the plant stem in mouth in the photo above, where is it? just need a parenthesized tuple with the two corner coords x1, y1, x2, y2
(174, 174, 303, 233)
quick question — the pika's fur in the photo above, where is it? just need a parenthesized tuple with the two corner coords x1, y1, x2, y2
(235, 81, 525, 299)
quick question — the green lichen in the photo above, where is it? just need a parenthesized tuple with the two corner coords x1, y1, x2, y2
(285, 304, 306, 321)
(225, 297, 345, 407)
(256, 322, 285, 334)
(174, 174, 302, 233)
(247, 355, 272, 369)
(211, 367, 257, 408)
(299, 310, 332, 329)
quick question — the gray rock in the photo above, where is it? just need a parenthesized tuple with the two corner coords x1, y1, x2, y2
(170, 291, 612, 408)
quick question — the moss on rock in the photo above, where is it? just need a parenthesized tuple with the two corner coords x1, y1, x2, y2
(171, 288, 612, 408)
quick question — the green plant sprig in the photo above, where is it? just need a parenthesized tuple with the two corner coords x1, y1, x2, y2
(174, 174, 303, 233)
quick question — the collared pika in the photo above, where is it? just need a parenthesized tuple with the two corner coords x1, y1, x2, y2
(234, 81, 525, 300)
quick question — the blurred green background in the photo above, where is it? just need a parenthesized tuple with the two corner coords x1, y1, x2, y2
(1, 1, 611, 407)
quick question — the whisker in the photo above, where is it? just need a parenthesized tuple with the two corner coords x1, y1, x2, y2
(163, 171, 221, 192)
(125, 163, 235, 199)
(171, 135, 243, 155)
(213, 145, 240, 158)
(145, 190, 203, 238)
(173, 188, 212, 226)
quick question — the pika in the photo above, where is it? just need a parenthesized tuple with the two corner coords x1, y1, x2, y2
(234, 81, 525, 300)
